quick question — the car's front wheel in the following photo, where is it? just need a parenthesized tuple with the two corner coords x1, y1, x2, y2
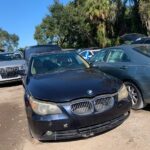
(124, 82, 146, 110)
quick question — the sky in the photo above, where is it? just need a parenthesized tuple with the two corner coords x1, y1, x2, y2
(0, 0, 69, 48)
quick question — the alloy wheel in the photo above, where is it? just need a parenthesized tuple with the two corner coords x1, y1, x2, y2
(126, 85, 138, 106)
(124, 82, 145, 110)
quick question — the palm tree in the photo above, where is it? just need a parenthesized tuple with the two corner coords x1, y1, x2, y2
(84, 0, 117, 47)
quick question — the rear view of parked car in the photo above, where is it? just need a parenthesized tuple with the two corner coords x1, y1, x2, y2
(23, 44, 61, 62)
(132, 37, 150, 44)
(90, 44, 150, 110)
(0, 52, 25, 84)
(22, 51, 131, 141)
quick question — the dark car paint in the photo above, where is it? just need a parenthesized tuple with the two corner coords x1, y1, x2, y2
(24, 45, 61, 62)
(27, 68, 122, 102)
(26, 100, 130, 140)
(23, 51, 131, 141)
(91, 45, 150, 104)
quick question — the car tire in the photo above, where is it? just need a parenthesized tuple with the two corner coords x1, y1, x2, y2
(124, 82, 146, 110)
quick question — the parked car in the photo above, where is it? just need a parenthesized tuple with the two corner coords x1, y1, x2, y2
(23, 44, 61, 62)
(0, 52, 26, 84)
(120, 33, 146, 44)
(132, 37, 150, 44)
(79, 49, 100, 60)
(90, 44, 150, 110)
(22, 51, 131, 141)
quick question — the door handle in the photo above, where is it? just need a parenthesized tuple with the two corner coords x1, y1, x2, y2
(120, 66, 128, 70)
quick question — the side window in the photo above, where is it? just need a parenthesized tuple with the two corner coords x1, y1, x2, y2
(107, 49, 130, 63)
(91, 50, 107, 62)
(145, 39, 150, 44)
(132, 39, 145, 44)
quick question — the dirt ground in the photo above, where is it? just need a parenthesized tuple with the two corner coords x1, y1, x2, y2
(0, 83, 150, 150)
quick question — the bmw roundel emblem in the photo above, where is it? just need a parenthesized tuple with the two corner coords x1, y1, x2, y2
(87, 90, 93, 96)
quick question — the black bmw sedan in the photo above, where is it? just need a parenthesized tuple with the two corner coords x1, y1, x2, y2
(22, 51, 131, 141)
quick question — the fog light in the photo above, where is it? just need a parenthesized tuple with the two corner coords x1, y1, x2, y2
(46, 131, 53, 136)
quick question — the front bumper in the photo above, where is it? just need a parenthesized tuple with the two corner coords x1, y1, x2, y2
(26, 99, 131, 141)
(38, 112, 129, 141)
(0, 76, 21, 84)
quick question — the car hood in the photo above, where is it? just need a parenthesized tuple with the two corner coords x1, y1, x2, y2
(27, 68, 122, 103)
(0, 60, 26, 68)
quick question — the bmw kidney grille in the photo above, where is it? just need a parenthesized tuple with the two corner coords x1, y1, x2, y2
(71, 95, 115, 115)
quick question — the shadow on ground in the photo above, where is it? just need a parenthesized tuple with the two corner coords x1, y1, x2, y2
(143, 105, 150, 111)
(0, 81, 22, 88)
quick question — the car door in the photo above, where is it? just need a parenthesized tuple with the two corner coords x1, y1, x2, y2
(96, 48, 131, 80)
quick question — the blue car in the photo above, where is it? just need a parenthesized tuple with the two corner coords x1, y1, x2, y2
(90, 44, 150, 110)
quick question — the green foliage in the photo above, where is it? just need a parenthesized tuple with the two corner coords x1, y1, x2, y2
(0, 28, 19, 51)
(139, 0, 150, 35)
(34, 0, 150, 48)
(34, 1, 95, 48)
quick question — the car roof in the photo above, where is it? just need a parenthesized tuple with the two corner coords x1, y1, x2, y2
(120, 44, 150, 49)
(30, 50, 76, 58)
(25, 44, 61, 52)
(27, 44, 60, 48)
(102, 44, 150, 50)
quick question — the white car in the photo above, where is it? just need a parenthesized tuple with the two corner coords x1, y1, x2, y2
(0, 52, 26, 84)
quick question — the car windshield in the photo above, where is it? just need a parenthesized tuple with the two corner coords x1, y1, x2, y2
(30, 52, 90, 75)
(134, 45, 150, 57)
(0, 53, 22, 61)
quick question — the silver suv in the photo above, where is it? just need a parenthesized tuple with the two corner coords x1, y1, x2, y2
(0, 52, 26, 84)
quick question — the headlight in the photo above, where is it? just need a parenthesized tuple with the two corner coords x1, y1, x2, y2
(118, 84, 128, 101)
(29, 97, 62, 115)
(0, 68, 5, 74)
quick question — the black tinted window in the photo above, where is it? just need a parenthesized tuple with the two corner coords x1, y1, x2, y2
(134, 46, 150, 57)
(132, 39, 145, 44)
(145, 39, 150, 44)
